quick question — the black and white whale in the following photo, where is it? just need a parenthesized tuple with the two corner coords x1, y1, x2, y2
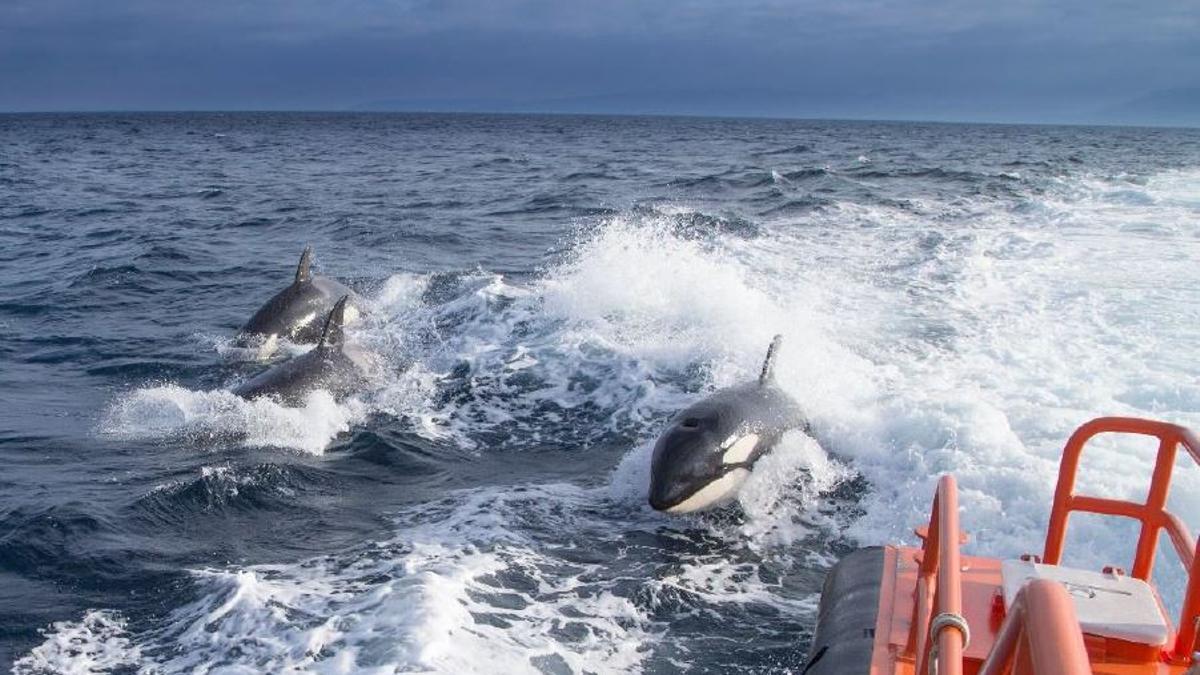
(234, 296, 370, 404)
(648, 335, 808, 513)
(240, 246, 360, 352)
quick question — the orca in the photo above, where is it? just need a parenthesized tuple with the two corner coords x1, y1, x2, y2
(648, 335, 808, 513)
(240, 246, 360, 351)
(233, 296, 370, 405)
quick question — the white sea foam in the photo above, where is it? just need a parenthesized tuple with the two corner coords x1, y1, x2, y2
(66, 165, 1200, 672)
(101, 385, 364, 455)
(25, 471, 833, 673)
(105, 167, 1200, 546)
(752, 166, 1200, 582)
(12, 610, 141, 675)
(42, 485, 674, 673)
(543, 166, 1200, 597)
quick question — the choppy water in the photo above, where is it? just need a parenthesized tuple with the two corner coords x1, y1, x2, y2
(2, 112, 1200, 673)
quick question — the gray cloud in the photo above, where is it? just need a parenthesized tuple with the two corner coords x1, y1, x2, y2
(1, 0, 1196, 124)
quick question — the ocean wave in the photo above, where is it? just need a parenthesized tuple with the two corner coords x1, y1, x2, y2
(25, 459, 855, 673)
(12, 610, 142, 675)
(9, 115, 1200, 672)
(101, 385, 365, 455)
(132, 463, 334, 524)
(754, 143, 812, 156)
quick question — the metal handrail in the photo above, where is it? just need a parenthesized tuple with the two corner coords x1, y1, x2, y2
(1042, 416, 1200, 662)
(978, 579, 1092, 675)
(913, 475, 967, 675)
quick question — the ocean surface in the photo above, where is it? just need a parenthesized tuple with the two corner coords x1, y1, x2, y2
(2, 112, 1199, 673)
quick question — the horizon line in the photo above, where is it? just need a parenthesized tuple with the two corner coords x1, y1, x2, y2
(0, 108, 1197, 131)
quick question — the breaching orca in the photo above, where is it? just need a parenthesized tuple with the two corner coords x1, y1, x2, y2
(234, 296, 370, 404)
(648, 335, 807, 513)
(240, 246, 360, 350)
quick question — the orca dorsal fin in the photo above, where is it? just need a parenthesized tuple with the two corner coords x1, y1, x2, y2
(294, 246, 314, 285)
(759, 334, 783, 386)
(318, 295, 350, 349)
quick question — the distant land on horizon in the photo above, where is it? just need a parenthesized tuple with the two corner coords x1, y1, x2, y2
(3, 88, 1196, 130)
(350, 86, 1200, 129)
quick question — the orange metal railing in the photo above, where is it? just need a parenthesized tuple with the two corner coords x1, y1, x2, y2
(912, 475, 967, 675)
(978, 579, 1091, 675)
(1042, 417, 1200, 662)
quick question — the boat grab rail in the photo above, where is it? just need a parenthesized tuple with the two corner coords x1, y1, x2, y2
(912, 474, 967, 675)
(978, 578, 1091, 675)
(1042, 416, 1200, 662)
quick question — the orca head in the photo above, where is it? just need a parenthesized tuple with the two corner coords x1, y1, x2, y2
(648, 407, 761, 513)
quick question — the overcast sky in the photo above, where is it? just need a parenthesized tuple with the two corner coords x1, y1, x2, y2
(1, 0, 1197, 123)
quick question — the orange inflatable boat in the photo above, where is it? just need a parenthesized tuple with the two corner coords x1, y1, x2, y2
(803, 417, 1200, 675)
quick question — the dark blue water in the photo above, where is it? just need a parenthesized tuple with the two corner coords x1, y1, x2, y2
(3, 113, 1199, 673)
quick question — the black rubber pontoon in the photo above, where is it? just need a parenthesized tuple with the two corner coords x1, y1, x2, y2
(802, 546, 885, 675)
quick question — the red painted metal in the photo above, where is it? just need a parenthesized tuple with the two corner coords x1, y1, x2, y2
(977, 579, 1091, 675)
(912, 475, 966, 675)
(1041, 417, 1200, 662)
(865, 418, 1200, 674)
